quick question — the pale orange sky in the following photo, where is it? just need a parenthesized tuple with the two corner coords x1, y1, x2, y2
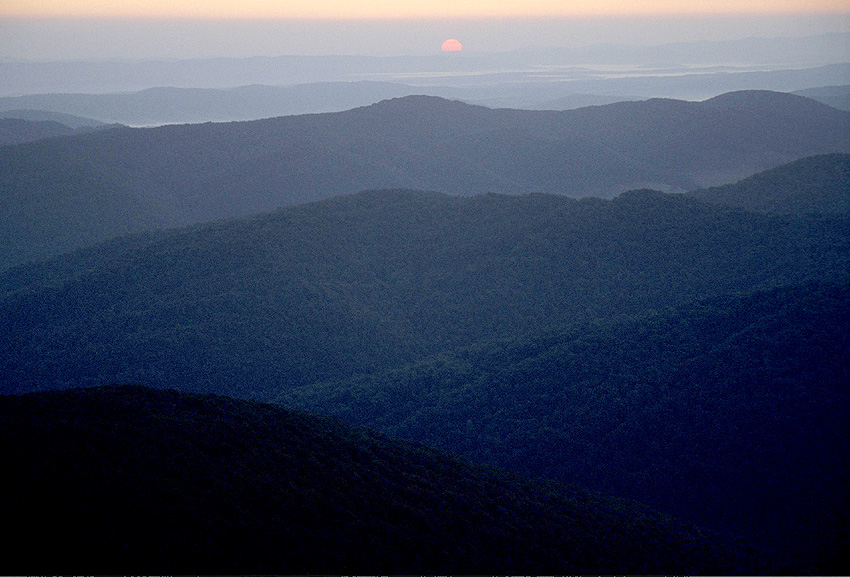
(3, 0, 849, 19)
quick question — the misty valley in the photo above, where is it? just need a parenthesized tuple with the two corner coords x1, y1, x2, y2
(1, 42, 849, 574)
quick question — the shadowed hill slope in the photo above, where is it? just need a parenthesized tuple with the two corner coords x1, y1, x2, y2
(279, 280, 850, 573)
(690, 153, 850, 214)
(2, 90, 848, 269)
(0, 117, 79, 145)
(793, 84, 850, 111)
(0, 108, 108, 128)
(0, 385, 752, 574)
(2, 189, 847, 400)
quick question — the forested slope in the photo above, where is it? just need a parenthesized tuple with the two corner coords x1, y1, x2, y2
(2, 189, 846, 399)
(691, 152, 850, 214)
(2, 90, 848, 269)
(280, 280, 850, 572)
(0, 118, 79, 145)
(0, 385, 752, 574)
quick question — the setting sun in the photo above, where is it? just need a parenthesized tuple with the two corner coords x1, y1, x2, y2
(441, 39, 462, 51)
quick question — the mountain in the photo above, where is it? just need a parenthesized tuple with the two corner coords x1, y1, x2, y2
(0, 385, 751, 574)
(1, 177, 846, 572)
(0, 82, 646, 126)
(0, 108, 108, 128)
(0, 116, 116, 146)
(0, 81, 459, 125)
(690, 153, 850, 214)
(0, 118, 79, 145)
(2, 90, 848, 270)
(793, 84, 850, 111)
(2, 189, 847, 402)
(279, 279, 850, 573)
(521, 92, 645, 111)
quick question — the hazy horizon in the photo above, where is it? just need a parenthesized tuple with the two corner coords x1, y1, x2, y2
(2, 12, 848, 61)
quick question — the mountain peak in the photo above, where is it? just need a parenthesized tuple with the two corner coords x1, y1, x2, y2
(701, 89, 836, 112)
(357, 94, 486, 114)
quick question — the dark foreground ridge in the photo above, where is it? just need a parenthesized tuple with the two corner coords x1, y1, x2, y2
(1, 385, 754, 574)
(281, 279, 850, 573)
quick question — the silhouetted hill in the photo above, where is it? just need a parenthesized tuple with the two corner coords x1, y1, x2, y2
(0, 118, 79, 145)
(0, 113, 119, 146)
(1, 189, 847, 401)
(2, 90, 848, 269)
(0, 108, 108, 128)
(0, 385, 750, 574)
(0, 82, 445, 125)
(793, 84, 850, 111)
(690, 153, 850, 214)
(280, 280, 850, 573)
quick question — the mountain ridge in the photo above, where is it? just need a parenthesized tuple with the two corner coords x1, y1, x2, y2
(690, 153, 850, 214)
(2, 90, 848, 270)
(278, 278, 850, 572)
(2, 187, 847, 399)
(0, 384, 753, 574)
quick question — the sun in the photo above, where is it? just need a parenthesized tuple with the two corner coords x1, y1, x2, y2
(441, 39, 463, 52)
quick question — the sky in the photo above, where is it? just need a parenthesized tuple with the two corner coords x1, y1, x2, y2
(3, 0, 848, 19)
(1, 1, 848, 59)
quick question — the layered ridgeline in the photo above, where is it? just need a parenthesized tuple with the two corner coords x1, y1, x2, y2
(0, 118, 81, 146)
(793, 84, 850, 112)
(1, 182, 847, 571)
(280, 280, 850, 573)
(2, 90, 849, 269)
(2, 189, 847, 400)
(0, 112, 117, 146)
(690, 152, 850, 214)
(0, 385, 752, 574)
(0, 108, 109, 129)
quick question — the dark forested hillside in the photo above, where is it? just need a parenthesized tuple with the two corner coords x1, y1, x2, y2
(0, 385, 751, 574)
(2, 90, 848, 269)
(0, 117, 78, 145)
(690, 153, 850, 214)
(2, 189, 847, 400)
(280, 280, 850, 573)
(0, 114, 118, 146)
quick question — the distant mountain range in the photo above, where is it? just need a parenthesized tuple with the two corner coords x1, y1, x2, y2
(2, 136, 848, 572)
(2, 32, 846, 96)
(0, 118, 80, 146)
(0, 116, 116, 146)
(1, 64, 848, 125)
(4, 33, 848, 575)
(0, 81, 453, 125)
(0, 108, 108, 128)
(1, 385, 752, 574)
(793, 84, 850, 111)
(2, 90, 848, 270)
